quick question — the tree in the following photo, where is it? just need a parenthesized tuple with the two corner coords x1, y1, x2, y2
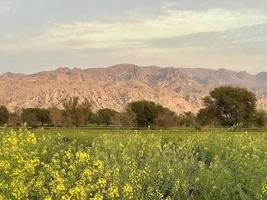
(21, 108, 50, 128)
(49, 107, 64, 127)
(119, 110, 136, 128)
(177, 112, 196, 127)
(62, 97, 92, 127)
(8, 112, 22, 127)
(154, 111, 178, 128)
(196, 108, 217, 126)
(126, 100, 174, 128)
(198, 86, 257, 127)
(253, 110, 267, 128)
(0, 106, 9, 126)
(96, 108, 119, 126)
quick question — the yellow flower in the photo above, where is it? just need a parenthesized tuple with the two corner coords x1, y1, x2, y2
(7, 136, 18, 146)
(27, 133, 37, 144)
(65, 150, 72, 160)
(93, 160, 104, 171)
(24, 157, 40, 173)
(262, 178, 267, 195)
(123, 183, 133, 199)
(50, 171, 66, 197)
(81, 168, 93, 182)
(69, 185, 87, 199)
(0, 160, 10, 171)
(107, 185, 119, 198)
(90, 193, 103, 200)
(76, 151, 90, 164)
(97, 178, 107, 189)
(11, 182, 28, 199)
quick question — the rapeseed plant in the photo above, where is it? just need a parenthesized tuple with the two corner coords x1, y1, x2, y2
(0, 129, 266, 199)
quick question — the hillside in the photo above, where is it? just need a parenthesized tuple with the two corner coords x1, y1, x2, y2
(0, 64, 266, 113)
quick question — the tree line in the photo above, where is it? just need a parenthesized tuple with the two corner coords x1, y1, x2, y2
(0, 86, 267, 129)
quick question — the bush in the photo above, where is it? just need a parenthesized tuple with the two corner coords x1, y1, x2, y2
(253, 110, 267, 128)
(178, 112, 196, 127)
(21, 108, 50, 128)
(126, 100, 177, 128)
(8, 112, 22, 127)
(154, 111, 178, 128)
(95, 108, 119, 126)
(62, 97, 92, 127)
(49, 107, 64, 127)
(0, 105, 9, 126)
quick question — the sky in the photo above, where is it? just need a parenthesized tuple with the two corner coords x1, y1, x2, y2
(0, 0, 267, 74)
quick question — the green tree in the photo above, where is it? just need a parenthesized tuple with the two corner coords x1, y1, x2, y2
(8, 112, 22, 127)
(154, 111, 178, 128)
(62, 97, 92, 127)
(178, 112, 196, 127)
(119, 110, 136, 128)
(253, 110, 267, 128)
(126, 100, 174, 128)
(198, 86, 257, 127)
(0, 106, 9, 126)
(21, 108, 50, 128)
(96, 108, 119, 126)
(196, 108, 217, 126)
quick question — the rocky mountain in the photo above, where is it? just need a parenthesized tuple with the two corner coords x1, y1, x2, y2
(0, 64, 266, 113)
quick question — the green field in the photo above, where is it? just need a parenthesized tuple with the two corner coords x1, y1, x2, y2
(0, 128, 267, 199)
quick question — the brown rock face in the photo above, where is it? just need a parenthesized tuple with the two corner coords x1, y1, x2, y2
(0, 64, 266, 113)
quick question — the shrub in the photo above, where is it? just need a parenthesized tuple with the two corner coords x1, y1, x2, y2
(62, 97, 92, 127)
(95, 108, 119, 126)
(0, 105, 9, 126)
(21, 108, 50, 128)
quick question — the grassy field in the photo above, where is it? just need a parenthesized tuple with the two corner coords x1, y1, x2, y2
(0, 128, 267, 199)
(31, 127, 267, 141)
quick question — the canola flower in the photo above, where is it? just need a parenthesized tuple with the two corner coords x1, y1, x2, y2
(0, 129, 266, 199)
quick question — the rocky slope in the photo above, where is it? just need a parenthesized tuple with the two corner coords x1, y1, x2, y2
(0, 64, 266, 113)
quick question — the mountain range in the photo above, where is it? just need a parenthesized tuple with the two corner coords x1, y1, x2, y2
(0, 64, 267, 113)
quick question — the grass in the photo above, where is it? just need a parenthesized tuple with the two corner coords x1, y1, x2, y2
(32, 127, 267, 143)
(0, 128, 267, 199)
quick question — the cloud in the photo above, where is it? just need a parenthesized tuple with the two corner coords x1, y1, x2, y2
(1, 8, 267, 52)
(1, 0, 267, 73)
(164, 0, 266, 11)
(146, 23, 267, 54)
(0, 4, 9, 12)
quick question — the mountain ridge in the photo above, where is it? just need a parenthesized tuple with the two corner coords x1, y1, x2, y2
(0, 64, 267, 113)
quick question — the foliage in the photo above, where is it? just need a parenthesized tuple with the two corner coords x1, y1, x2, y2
(198, 86, 257, 127)
(127, 100, 176, 128)
(196, 108, 218, 127)
(119, 110, 136, 128)
(253, 110, 267, 128)
(2, 90, 267, 129)
(21, 108, 50, 128)
(154, 111, 178, 128)
(8, 112, 22, 128)
(62, 97, 92, 127)
(177, 112, 196, 127)
(127, 101, 159, 127)
(49, 107, 64, 127)
(0, 129, 266, 199)
(95, 108, 119, 126)
(0, 105, 9, 126)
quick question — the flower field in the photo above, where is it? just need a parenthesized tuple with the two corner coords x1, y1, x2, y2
(0, 129, 267, 200)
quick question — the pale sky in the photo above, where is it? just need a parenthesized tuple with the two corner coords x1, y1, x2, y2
(0, 0, 267, 74)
